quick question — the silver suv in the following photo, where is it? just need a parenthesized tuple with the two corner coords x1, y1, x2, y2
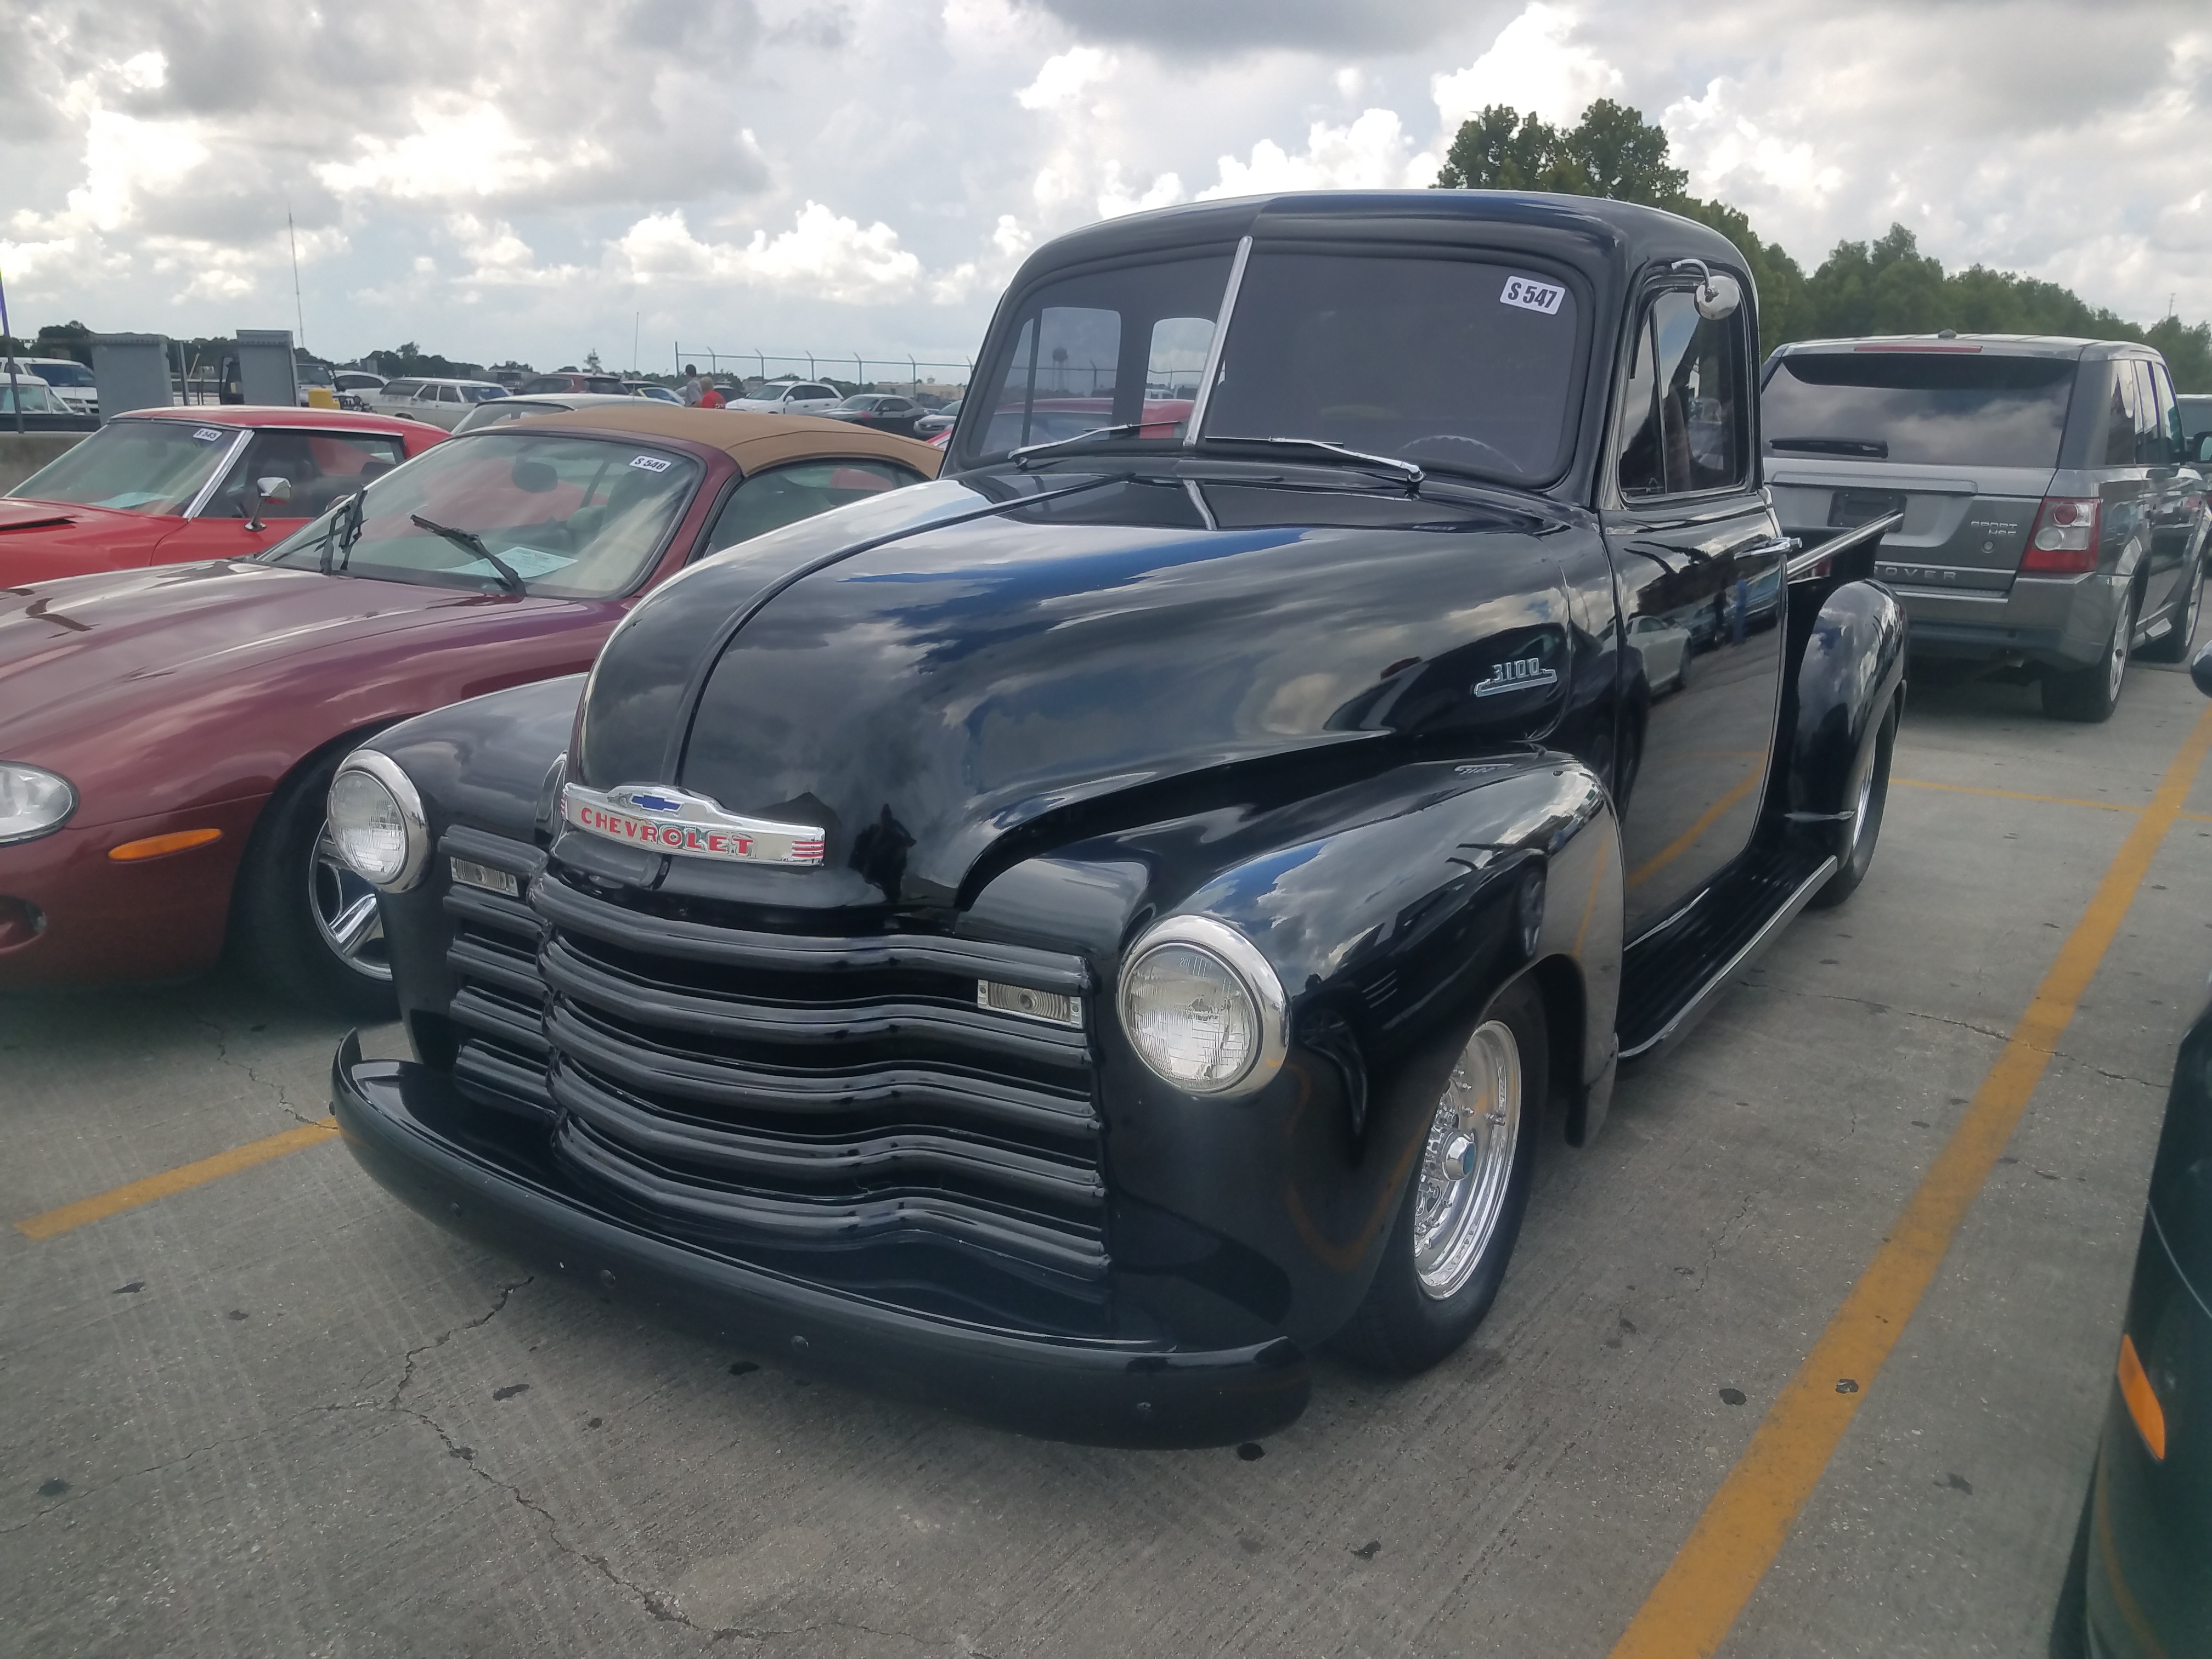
(1763, 336, 2211, 720)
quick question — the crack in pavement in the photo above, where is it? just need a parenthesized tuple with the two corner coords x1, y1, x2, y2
(194, 1017, 325, 1129)
(1739, 984, 2166, 1085)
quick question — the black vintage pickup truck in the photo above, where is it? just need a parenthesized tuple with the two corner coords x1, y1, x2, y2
(326, 190, 1905, 1444)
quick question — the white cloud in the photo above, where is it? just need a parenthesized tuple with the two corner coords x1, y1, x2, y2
(1199, 110, 1437, 198)
(1016, 46, 1118, 111)
(1431, 3, 1623, 132)
(317, 101, 609, 204)
(611, 203, 924, 304)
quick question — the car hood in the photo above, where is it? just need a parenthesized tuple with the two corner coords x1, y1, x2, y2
(572, 470, 1578, 906)
(0, 559, 580, 759)
(0, 496, 174, 569)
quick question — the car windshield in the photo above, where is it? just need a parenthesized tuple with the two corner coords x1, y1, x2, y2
(259, 429, 701, 597)
(31, 360, 95, 387)
(7, 418, 237, 512)
(461, 385, 507, 402)
(966, 249, 1585, 486)
(1762, 352, 2075, 469)
(837, 396, 878, 409)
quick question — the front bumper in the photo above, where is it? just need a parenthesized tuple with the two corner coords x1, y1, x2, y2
(332, 1034, 1312, 1447)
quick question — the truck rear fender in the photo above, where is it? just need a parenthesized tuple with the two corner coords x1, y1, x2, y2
(1769, 578, 1907, 859)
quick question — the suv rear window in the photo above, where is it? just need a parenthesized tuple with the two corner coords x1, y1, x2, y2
(1762, 352, 2075, 469)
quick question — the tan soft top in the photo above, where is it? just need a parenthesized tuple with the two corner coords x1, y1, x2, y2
(510, 404, 941, 475)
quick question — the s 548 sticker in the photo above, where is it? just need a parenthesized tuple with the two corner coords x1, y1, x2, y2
(1500, 276, 1565, 315)
(630, 455, 672, 472)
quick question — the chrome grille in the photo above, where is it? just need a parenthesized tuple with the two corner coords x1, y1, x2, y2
(436, 833, 1106, 1289)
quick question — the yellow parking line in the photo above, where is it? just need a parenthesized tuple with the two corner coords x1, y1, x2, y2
(1893, 777, 2143, 813)
(14, 1117, 338, 1242)
(1607, 703, 2212, 1659)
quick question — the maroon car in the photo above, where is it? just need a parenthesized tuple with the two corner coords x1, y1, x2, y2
(0, 406, 937, 1013)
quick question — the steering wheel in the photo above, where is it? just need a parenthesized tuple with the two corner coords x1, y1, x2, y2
(1401, 433, 1516, 471)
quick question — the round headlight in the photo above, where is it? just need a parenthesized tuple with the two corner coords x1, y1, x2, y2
(328, 751, 429, 891)
(1118, 915, 1288, 1097)
(0, 764, 76, 845)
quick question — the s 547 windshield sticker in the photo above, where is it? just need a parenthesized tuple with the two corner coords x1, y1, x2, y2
(1500, 276, 1565, 316)
(629, 455, 672, 472)
(192, 427, 227, 442)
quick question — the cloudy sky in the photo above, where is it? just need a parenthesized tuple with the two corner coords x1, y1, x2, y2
(5, 1, 2207, 375)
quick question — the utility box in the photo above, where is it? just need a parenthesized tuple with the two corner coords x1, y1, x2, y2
(235, 329, 297, 407)
(89, 334, 172, 421)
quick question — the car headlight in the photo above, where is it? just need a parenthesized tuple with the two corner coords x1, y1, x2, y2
(328, 751, 430, 891)
(1117, 915, 1288, 1097)
(0, 764, 75, 845)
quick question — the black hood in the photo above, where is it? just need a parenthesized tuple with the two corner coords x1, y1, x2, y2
(573, 469, 1584, 906)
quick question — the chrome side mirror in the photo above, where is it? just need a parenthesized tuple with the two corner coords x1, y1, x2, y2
(1672, 258, 1742, 320)
(257, 476, 294, 505)
(2192, 638, 2212, 699)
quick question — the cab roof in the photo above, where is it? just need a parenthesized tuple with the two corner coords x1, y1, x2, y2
(119, 405, 433, 433)
(504, 404, 944, 473)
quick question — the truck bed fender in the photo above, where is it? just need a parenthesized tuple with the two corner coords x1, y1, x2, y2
(1777, 579, 1906, 857)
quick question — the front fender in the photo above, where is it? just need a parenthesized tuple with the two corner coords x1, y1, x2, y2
(963, 754, 1621, 1348)
(1781, 579, 1906, 855)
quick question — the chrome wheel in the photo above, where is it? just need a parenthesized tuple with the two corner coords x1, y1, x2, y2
(1846, 743, 1877, 860)
(310, 819, 391, 981)
(1413, 1020, 1523, 1300)
(2106, 597, 2132, 703)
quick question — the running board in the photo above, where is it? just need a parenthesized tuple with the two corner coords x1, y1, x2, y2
(1617, 850, 1838, 1063)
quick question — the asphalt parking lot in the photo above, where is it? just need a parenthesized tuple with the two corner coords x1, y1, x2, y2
(5, 644, 2211, 1658)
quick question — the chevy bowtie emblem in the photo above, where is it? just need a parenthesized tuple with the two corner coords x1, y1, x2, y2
(562, 782, 826, 866)
(1472, 656, 1560, 697)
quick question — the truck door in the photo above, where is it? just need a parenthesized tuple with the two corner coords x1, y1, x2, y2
(1602, 280, 1791, 938)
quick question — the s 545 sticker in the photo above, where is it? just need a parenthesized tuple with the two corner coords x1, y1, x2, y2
(1500, 276, 1565, 315)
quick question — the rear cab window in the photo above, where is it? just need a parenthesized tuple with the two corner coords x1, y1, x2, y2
(704, 459, 928, 554)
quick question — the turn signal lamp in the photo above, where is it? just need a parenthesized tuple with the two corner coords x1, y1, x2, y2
(2021, 498, 2103, 574)
(109, 828, 223, 862)
(2117, 1332, 2166, 1461)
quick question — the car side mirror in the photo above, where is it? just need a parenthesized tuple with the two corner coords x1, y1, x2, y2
(2193, 639, 2212, 699)
(257, 476, 293, 505)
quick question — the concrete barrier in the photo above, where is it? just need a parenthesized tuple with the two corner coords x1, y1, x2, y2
(0, 432, 87, 494)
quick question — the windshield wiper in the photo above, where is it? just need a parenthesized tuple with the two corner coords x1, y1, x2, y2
(1768, 436, 1889, 459)
(409, 513, 526, 594)
(1198, 435, 1424, 490)
(319, 488, 366, 577)
(1008, 424, 1146, 465)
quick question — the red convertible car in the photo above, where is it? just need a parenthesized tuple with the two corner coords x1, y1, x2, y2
(0, 406, 938, 1013)
(0, 405, 449, 587)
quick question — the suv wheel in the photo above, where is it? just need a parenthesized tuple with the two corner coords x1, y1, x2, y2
(2138, 554, 2204, 664)
(1331, 977, 1546, 1374)
(2043, 587, 2136, 723)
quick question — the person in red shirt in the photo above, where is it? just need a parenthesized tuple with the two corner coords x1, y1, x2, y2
(698, 381, 727, 409)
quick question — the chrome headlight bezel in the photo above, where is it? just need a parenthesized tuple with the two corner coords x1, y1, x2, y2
(0, 763, 77, 847)
(327, 750, 430, 892)
(1116, 914, 1289, 1099)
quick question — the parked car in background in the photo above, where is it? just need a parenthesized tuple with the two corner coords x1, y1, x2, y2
(1763, 336, 2210, 721)
(913, 397, 961, 438)
(326, 189, 1905, 1445)
(2053, 640, 2212, 1657)
(2181, 393, 2212, 451)
(332, 370, 386, 411)
(369, 378, 512, 430)
(0, 406, 443, 585)
(8, 356, 98, 417)
(0, 407, 938, 1017)
(728, 380, 839, 415)
(0, 375, 95, 432)
(823, 392, 928, 436)
(516, 372, 629, 396)
(625, 381, 683, 404)
(296, 363, 339, 407)
(451, 391, 642, 436)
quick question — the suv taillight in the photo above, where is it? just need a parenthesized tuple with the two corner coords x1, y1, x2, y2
(2021, 497, 2102, 575)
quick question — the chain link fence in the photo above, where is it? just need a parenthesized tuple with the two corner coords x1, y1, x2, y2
(671, 346, 973, 396)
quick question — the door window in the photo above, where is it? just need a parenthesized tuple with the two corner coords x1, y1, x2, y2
(2102, 364, 2141, 466)
(208, 430, 408, 520)
(703, 459, 927, 555)
(1618, 289, 1747, 498)
(2141, 360, 2182, 465)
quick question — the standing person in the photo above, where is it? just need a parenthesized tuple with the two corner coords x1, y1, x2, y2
(699, 380, 726, 409)
(681, 364, 703, 406)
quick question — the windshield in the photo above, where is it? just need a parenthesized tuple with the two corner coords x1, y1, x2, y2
(1762, 352, 2075, 469)
(963, 248, 1584, 485)
(0, 381, 64, 414)
(260, 429, 701, 597)
(7, 419, 237, 512)
(30, 360, 95, 387)
(461, 385, 508, 402)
